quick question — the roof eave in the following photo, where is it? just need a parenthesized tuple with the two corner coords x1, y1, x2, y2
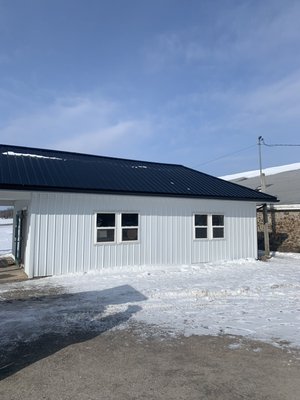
(0, 183, 278, 203)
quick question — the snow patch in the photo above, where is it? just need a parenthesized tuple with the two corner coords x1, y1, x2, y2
(2, 151, 63, 161)
(0, 218, 13, 255)
(220, 162, 300, 181)
(228, 342, 241, 350)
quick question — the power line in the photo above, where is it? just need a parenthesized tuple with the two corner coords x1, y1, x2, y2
(196, 144, 256, 167)
(261, 139, 300, 147)
(193, 137, 300, 170)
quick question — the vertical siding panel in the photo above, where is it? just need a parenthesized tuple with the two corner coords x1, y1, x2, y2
(184, 213, 188, 264)
(87, 202, 92, 270)
(66, 212, 71, 273)
(29, 193, 258, 276)
(58, 196, 64, 275)
(70, 195, 78, 273)
(34, 212, 40, 276)
(76, 213, 83, 272)
(49, 194, 56, 276)
(152, 214, 157, 264)
(23, 199, 34, 278)
(148, 213, 152, 265)
(81, 213, 86, 271)
(42, 194, 49, 275)
(173, 212, 177, 264)
(35, 197, 41, 275)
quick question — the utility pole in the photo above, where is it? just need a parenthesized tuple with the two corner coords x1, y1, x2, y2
(258, 136, 266, 192)
(257, 136, 270, 258)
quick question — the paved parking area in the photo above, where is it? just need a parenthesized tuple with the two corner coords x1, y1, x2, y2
(0, 327, 300, 400)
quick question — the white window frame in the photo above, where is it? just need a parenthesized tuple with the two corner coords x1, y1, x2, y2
(95, 212, 116, 244)
(193, 214, 208, 240)
(212, 214, 225, 239)
(193, 213, 225, 240)
(95, 212, 139, 245)
(120, 212, 139, 243)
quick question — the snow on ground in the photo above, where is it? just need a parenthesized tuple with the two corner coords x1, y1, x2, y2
(0, 218, 13, 255)
(0, 253, 300, 350)
(220, 162, 300, 181)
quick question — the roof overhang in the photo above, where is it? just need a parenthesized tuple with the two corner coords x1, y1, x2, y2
(0, 184, 277, 203)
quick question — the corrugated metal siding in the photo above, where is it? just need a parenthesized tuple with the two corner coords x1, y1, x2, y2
(24, 192, 257, 277)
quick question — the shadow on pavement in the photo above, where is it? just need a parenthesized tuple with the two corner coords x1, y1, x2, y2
(0, 284, 146, 379)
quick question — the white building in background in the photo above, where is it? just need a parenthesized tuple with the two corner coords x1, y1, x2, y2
(0, 144, 277, 278)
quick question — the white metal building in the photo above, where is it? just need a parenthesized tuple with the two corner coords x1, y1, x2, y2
(0, 145, 277, 278)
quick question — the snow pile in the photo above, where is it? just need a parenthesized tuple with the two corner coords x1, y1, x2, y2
(0, 253, 300, 349)
(220, 162, 300, 181)
(0, 218, 13, 255)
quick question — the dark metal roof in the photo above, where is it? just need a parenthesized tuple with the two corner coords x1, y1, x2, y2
(0, 144, 277, 202)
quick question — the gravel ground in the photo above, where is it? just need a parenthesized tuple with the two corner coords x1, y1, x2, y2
(0, 325, 300, 400)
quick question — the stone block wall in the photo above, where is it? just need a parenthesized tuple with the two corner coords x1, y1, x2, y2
(257, 209, 300, 252)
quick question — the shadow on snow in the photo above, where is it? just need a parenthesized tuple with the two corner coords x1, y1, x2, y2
(0, 284, 147, 379)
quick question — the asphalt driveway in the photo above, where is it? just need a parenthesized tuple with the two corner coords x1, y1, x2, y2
(0, 324, 300, 400)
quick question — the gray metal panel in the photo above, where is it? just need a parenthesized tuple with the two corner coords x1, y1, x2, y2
(231, 169, 300, 204)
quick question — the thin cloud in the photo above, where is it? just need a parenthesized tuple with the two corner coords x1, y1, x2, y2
(143, 1, 300, 72)
(0, 95, 152, 156)
(55, 120, 151, 155)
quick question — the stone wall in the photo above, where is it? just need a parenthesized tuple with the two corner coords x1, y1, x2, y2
(257, 209, 300, 252)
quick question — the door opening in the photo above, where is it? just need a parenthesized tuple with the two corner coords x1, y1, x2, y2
(14, 210, 26, 266)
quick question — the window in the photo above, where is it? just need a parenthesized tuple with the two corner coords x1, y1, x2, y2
(121, 213, 139, 242)
(95, 212, 139, 244)
(96, 213, 116, 243)
(212, 215, 224, 238)
(194, 214, 224, 240)
(194, 214, 208, 239)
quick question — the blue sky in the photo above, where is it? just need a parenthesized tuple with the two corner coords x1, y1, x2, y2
(1, 0, 300, 176)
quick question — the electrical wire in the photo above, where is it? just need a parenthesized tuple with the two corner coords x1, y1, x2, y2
(195, 144, 256, 167)
(261, 139, 300, 147)
(193, 137, 299, 170)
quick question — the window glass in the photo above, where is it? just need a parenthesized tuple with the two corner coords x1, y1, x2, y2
(122, 228, 138, 241)
(122, 213, 138, 227)
(195, 214, 207, 226)
(97, 229, 115, 242)
(97, 213, 115, 227)
(195, 227, 207, 239)
(213, 227, 224, 238)
(212, 215, 224, 226)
